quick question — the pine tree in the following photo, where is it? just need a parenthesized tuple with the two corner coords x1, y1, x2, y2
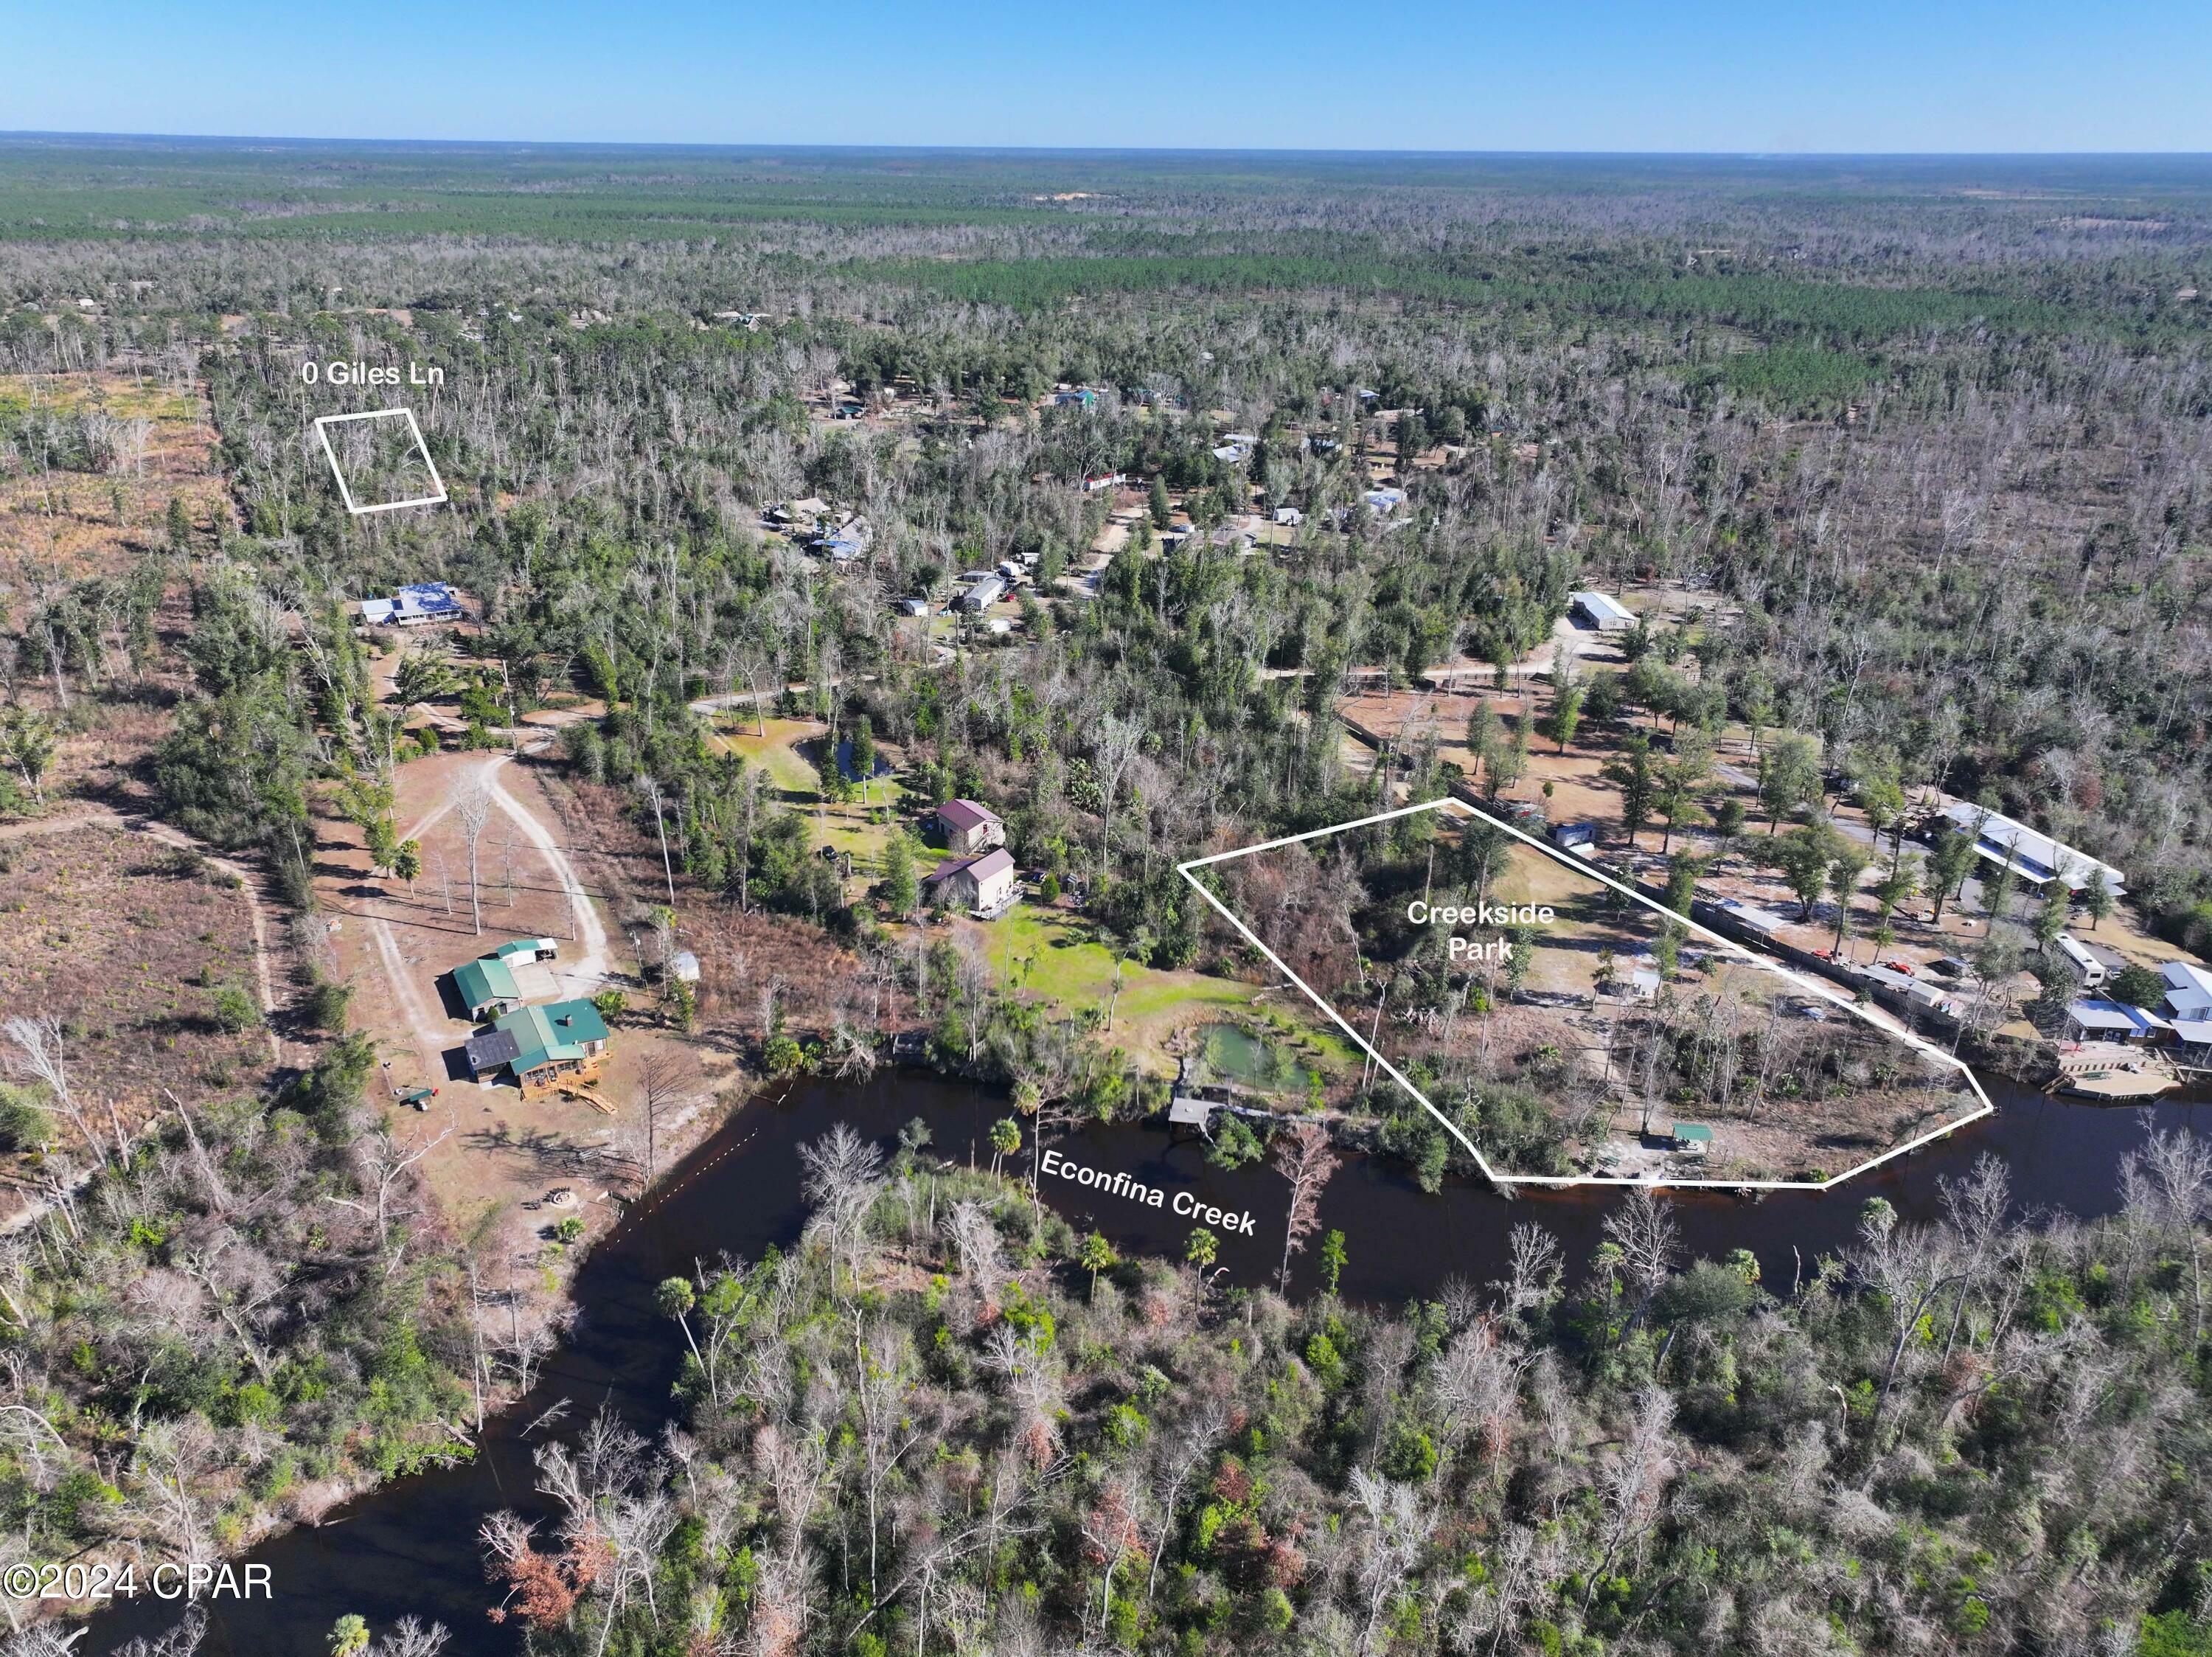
(882, 834, 918, 913)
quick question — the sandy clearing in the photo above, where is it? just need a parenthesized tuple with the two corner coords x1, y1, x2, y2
(388, 747, 610, 1001)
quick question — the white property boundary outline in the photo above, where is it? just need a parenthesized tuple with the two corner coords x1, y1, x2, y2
(313, 408, 448, 515)
(1177, 796, 1994, 1192)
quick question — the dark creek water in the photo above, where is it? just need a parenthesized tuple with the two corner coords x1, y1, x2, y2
(86, 1069, 2212, 1655)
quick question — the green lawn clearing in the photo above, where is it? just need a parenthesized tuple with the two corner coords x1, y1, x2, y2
(976, 903, 1359, 1080)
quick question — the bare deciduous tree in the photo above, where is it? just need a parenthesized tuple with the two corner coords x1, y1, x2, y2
(799, 1122, 886, 1288)
(1271, 1120, 1338, 1294)
(1, 1013, 121, 1166)
(455, 780, 493, 937)
(632, 1050, 700, 1189)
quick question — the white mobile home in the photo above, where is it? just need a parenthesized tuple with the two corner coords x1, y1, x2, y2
(954, 576, 1007, 613)
(2054, 933, 2128, 990)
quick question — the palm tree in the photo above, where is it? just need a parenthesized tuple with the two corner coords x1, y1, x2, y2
(1079, 1231, 1116, 1299)
(989, 1116, 1020, 1178)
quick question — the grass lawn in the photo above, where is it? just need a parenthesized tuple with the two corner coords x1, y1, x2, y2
(715, 716, 902, 872)
(977, 903, 1360, 1080)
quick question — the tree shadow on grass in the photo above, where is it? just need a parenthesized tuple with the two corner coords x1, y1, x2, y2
(465, 1124, 609, 1183)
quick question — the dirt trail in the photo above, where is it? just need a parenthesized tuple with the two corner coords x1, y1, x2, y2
(369, 914, 451, 1074)
(485, 747, 611, 997)
(393, 747, 611, 999)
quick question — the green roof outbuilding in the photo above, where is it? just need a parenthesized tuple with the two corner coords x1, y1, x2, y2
(453, 955, 522, 1018)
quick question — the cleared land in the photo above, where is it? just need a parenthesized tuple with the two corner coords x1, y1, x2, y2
(0, 823, 274, 1212)
(314, 742, 734, 1312)
(966, 900, 1360, 1083)
(711, 715, 900, 874)
(0, 369, 228, 577)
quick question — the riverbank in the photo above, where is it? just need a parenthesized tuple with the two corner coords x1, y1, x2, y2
(82, 1063, 2212, 1655)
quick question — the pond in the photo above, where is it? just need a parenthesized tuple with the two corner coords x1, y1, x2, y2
(84, 1067, 2212, 1654)
(1189, 1020, 1322, 1097)
(832, 735, 894, 785)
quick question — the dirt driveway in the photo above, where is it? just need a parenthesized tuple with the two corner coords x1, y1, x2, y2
(317, 746, 733, 1308)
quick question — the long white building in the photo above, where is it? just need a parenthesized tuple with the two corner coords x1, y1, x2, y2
(1939, 803, 2125, 897)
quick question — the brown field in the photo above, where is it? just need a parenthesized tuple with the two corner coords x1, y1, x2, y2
(312, 734, 901, 1314)
(0, 824, 274, 1207)
(314, 743, 738, 1307)
(0, 371, 230, 579)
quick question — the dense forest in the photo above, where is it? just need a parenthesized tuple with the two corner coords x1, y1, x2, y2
(487, 1126, 2212, 1657)
(7, 149, 2209, 945)
(1, 142, 2211, 1654)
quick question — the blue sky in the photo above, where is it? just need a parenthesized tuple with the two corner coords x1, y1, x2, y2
(8, 0, 2208, 153)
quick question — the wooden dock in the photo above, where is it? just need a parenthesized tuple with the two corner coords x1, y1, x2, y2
(2057, 1069, 2179, 1102)
(2052, 1041, 2180, 1101)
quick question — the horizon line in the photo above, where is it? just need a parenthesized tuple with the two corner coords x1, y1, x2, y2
(5, 130, 2212, 163)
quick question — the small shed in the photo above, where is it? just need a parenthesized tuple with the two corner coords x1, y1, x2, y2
(1551, 821, 1596, 851)
(491, 937, 559, 965)
(1670, 1123, 1714, 1156)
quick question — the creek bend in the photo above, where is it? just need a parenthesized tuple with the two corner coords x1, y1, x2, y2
(85, 1068, 2212, 1655)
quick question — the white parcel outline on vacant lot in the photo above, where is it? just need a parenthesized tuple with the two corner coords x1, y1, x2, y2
(313, 407, 448, 515)
(1178, 795, 1994, 1192)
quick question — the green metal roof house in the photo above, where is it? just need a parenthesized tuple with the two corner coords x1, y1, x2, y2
(453, 955, 524, 1020)
(492, 998, 611, 1096)
(1671, 1122, 1714, 1155)
(490, 937, 560, 963)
